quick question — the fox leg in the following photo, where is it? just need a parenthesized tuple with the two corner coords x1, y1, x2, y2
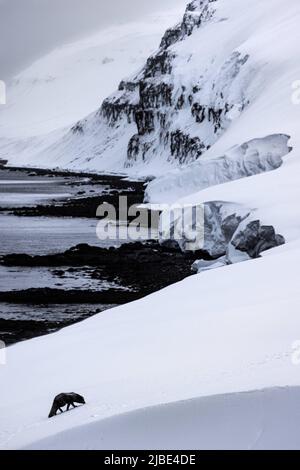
(59, 408, 63, 413)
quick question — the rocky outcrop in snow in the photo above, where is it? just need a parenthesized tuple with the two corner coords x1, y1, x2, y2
(160, 0, 217, 49)
(153, 132, 290, 271)
(118, 46, 252, 167)
(159, 199, 285, 272)
(231, 220, 285, 259)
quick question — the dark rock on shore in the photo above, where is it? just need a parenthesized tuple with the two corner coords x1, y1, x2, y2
(0, 304, 116, 345)
(232, 220, 285, 258)
(0, 240, 198, 344)
(1, 241, 194, 267)
(0, 318, 69, 345)
(8, 187, 145, 220)
(1, 241, 198, 295)
(0, 288, 141, 305)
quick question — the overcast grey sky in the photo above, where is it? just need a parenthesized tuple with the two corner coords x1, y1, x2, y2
(0, 0, 186, 80)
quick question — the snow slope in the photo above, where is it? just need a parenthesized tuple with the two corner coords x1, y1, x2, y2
(0, 6, 185, 138)
(27, 388, 300, 450)
(1, 241, 300, 449)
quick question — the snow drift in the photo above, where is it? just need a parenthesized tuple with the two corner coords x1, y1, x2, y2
(145, 134, 292, 203)
(26, 387, 300, 450)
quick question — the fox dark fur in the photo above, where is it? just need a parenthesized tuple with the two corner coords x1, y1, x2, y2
(48, 392, 86, 418)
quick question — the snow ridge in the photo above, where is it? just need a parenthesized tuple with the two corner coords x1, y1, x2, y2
(145, 134, 292, 203)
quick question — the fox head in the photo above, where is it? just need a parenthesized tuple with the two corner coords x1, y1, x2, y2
(73, 393, 85, 404)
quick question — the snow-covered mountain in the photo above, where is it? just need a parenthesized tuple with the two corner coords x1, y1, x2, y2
(0, 5, 185, 138)
(2, 0, 299, 177)
(1, 0, 300, 450)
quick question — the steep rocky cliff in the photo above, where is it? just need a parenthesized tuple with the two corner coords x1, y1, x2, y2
(80, 0, 253, 168)
(1, 0, 261, 172)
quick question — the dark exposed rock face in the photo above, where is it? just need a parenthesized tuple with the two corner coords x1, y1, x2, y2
(139, 82, 173, 109)
(231, 220, 285, 258)
(118, 80, 139, 92)
(192, 103, 230, 132)
(202, 209, 285, 259)
(160, 0, 218, 49)
(144, 51, 174, 78)
(170, 130, 206, 163)
(221, 214, 244, 243)
(101, 98, 138, 126)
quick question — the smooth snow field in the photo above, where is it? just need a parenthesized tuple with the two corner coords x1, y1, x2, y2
(1, 242, 300, 449)
(26, 388, 300, 450)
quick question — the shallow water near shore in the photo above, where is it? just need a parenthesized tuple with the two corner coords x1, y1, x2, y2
(0, 166, 194, 345)
(0, 167, 144, 343)
(0, 214, 115, 256)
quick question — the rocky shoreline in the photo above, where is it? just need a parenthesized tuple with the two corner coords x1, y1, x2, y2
(0, 166, 146, 218)
(0, 241, 198, 344)
(0, 240, 198, 299)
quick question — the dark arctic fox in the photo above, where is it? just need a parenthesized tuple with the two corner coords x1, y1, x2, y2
(48, 392, 86, 418)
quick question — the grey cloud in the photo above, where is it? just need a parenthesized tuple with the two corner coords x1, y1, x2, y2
(0, 0, 186, 80)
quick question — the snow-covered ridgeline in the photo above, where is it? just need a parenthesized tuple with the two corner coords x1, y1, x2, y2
(0, 0, 272, 171)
